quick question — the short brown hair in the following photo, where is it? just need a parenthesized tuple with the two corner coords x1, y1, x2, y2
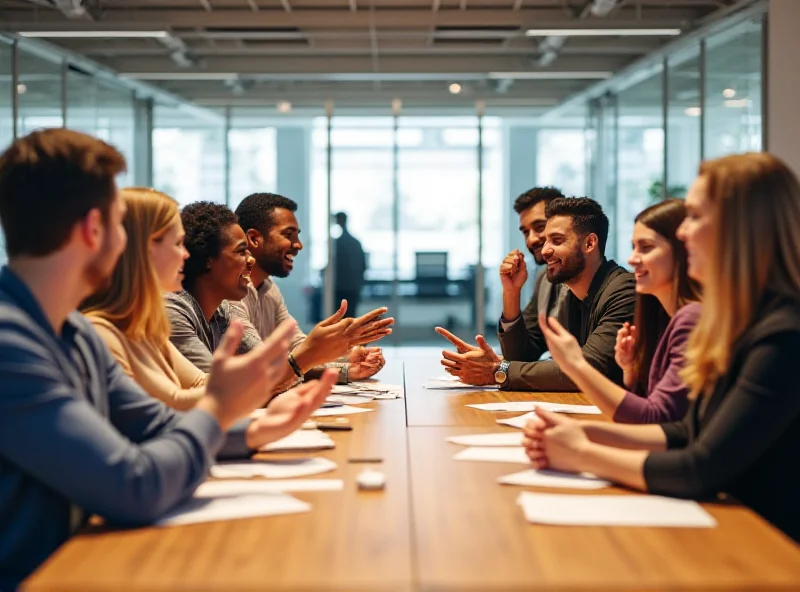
(513, 186, 564, 214)
(0, 128, 127, 257)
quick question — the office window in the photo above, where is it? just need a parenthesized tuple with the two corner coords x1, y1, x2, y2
(228, 128, 277, 211)
(704, 19, 763, 157)
(667, 46, 701, 197)
(17, 49, 63, 134)
(617, 69, 665, 264)
(537, 129, 587, 197)
(153, 105, 226, 207)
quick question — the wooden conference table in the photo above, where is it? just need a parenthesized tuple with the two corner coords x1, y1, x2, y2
(25, 353, 800, 591)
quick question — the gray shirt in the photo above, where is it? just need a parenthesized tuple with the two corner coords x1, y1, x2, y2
(0, 267, 252, 588)
(165, 290, 262, 373)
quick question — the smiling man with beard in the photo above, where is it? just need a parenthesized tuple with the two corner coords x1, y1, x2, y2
(231, 193, 391, 386)
(439, 197, 635, 391)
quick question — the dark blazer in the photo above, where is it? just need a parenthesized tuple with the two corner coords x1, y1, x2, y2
(645, 292, 800, 542)
(499, 259, 636, 391)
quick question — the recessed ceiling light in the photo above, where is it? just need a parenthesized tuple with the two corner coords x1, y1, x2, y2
(722, 88, 736, 98)
(684, 107, 701, 117)
(276, 101, 292, 113)
(449, 83, 462, 94)
(525, 28, 681, 37)
(19, 30, 169, 38)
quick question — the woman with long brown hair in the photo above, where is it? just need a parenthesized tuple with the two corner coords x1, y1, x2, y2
(525, 153, 800, 542)
(529, 198, 701, 423)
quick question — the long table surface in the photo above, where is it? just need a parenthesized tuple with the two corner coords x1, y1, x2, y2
(24, 354, 800, 591)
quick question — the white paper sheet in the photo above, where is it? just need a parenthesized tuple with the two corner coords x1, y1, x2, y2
(260, 429, 335, 452)
(423, 378, 499, 391)
(312, 405, 374, 417)
(330, 382, 404, 399)
(211, 457, 337, 479)
(468, 402, 601, 414)
(516, 491, 717, 527)
(453, 446, 530, 464)
(446, 432, 524, 447)
(326, 394, 375, 405)
(156, 481, 311, 527)
(497, 412, 537, 429)
(498, 469, 611, 489)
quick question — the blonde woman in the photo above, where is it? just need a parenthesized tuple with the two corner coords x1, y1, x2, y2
(81, 188, 208, 409)
(525, 153, 800, 542)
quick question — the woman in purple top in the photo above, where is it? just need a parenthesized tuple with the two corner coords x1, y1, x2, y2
(537, 199, 701, 423)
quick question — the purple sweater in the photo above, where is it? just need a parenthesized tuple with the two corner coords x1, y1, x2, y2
(613, 302, 701, 424)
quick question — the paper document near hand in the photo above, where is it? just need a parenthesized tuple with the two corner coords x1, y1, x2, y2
(469, 402, 601, 414)
(156, 481, 310, 527)
(516, 491, 717, 527)
(211, 457, 337, 479)
(327, 394, 375, 405)
(498, 469, 611, 490)
(453, 446, 530, 464)
(332, 382, 404, 399)
(446, 432, 523, 447)
(497, 412, 537, 429)
(424, 376, 499, 391)
(260, 429, 335, 452)
(312, 405, 374, 417)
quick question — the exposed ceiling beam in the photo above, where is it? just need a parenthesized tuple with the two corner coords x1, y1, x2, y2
(0, 7, 704, 28)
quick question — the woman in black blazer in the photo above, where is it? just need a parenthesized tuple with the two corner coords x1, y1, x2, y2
(526, 152, 800, 542)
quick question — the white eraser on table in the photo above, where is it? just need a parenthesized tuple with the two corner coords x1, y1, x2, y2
(356, 469, 386, 490)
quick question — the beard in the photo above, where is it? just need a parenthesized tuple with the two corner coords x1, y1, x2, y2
(256, 248, 291, 279)
(85, 240, 121, 294)
(546, 249, 586, 284)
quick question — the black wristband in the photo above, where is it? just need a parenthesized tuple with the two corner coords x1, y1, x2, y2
(288, 353, 303, 377)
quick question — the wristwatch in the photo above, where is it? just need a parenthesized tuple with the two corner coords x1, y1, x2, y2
(494, 360, 511, 386)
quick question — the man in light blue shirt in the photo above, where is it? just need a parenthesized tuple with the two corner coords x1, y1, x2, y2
(0, 129, 335, 588)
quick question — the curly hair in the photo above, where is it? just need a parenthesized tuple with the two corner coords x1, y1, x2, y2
(235, 192, 298, 236)
(545, 197, 610, 256)
(512, 186, 564, 215)
(181, 201, 239, 291)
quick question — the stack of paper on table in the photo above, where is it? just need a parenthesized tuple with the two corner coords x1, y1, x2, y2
(516, 491, 717, 527)
(446, 432, 524, 447)
(260, 429, 335, 452)
(424, 375, 499, 391)
(156, 480, 311, 527)
(331, 382, 404, 399)
(468, 402, 601, 414)
(498, 469, 611, 489)
(326, 393, 375, 405)
(453, 446, 530, 464)
(312, 405, 374, 417)
(211, 457, 337, 479)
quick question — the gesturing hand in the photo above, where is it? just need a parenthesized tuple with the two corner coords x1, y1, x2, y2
(201, 319, 296, 430)
(538, 313, 586, 375)
(245, 369, 338, 449)
(435, 327, 501, 386)
(615, 322, 637, 375)
(347, 346, 386, 380)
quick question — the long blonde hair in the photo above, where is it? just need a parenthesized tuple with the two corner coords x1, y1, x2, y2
(681, 153, 800, 398)
(82, 187, 179, 348)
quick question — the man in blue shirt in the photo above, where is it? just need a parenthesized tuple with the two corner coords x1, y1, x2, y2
(0, 129, 336, 588)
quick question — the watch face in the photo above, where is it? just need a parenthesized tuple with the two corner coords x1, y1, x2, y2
(494, 370, 507, 384)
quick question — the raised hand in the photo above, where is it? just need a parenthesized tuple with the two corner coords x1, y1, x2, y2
(434, 326, 481, 354)
(439, 333, 501, 386)
(295, 301, 394, 371)
(347, 346, 386, 380)
(200, 319, 296, 430)
(245, 368, 338, 449)
(614, 322, 637, 374)
(499, 250, 528, 292)
(537, 313, 586, 375)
